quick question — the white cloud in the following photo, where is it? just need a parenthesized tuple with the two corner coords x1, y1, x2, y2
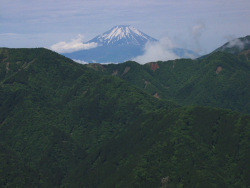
(191, 24, 205, 39)
(73, 59, 120, 65)
(100, 62, 120, 64)
(132, 37, 180, 64)
(190, 23, 206, 53)
(50, 34, 98, 53)
(73, 59, 89, 64)
(223, 38, 247, 50)
(0, 33, 20, 36)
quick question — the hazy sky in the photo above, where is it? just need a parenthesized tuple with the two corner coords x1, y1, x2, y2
(1, 0, 250, 55)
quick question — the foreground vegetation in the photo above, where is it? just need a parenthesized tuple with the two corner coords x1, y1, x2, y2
(0, 47, 250, 187)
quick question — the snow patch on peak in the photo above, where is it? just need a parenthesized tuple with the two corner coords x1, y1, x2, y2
(88, 25, 157, 46)
(128, 26, 143, 36)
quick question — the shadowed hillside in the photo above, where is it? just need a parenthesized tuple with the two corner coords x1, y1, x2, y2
(0, 48, 250, 187)
(89, 51, 250, 113)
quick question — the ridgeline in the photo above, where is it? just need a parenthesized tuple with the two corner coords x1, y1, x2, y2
(0, 47, 250, 187)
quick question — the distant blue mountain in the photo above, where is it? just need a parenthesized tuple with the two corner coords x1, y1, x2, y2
(63, 25, 199, 63)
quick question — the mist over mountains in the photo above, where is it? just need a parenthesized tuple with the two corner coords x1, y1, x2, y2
(60, 25, 199, 64)
(199, 35, 250, 59)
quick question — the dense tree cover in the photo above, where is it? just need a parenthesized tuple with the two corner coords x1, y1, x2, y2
(65, 106, 250, 188)
(0, 48, 176, 187)
(94, 51, 250, 114)
(1, 48, 250, 187)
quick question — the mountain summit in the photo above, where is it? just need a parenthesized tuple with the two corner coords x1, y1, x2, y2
(62, 25, 157, 63)
(88, 25, 157, 46)
(198, 35, 250, 59)
(62, 25, 198, 63)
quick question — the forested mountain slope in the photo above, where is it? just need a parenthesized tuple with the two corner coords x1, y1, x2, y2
(90, 51, 250, 113)
(198, 35, 250, 60)
(212, 35, 250, 55)
(65, 106, 250, 188)
(0, 48, 250, 187)
(0, 48, 176, 187)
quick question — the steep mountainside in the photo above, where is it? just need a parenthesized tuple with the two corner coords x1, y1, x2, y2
(0, 47, 176, 187)
(213, 35, 250, 54)
(199, 35, 250, 60)
(88, 51, 250, 113)
(65, 106, 250, 188)
(1, 48, 250, 187)
(62, 25, 199, 63)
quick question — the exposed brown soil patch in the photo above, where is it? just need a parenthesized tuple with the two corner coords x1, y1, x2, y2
(150, 62, 159, 71)
(154, 93, 160, 99)
(112, 69, 119, 76)
(216, 66, 223, 74)
(22, 59, 36, 69)
(122, 66, 130, 75)
(87, 63, 105, 71)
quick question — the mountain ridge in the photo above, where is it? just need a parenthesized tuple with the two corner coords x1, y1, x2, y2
(62, 25, 199, 63)
(1, 47, 250, 187)
(198, 35, 250, 59)
(87, 50, 250, 114)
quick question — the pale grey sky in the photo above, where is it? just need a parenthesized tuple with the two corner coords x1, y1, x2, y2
(1, 0, 250, 54)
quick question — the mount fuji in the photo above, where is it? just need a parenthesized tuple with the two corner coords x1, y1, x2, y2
(62, 25, 199, 63)
(88, 25, 157, 46)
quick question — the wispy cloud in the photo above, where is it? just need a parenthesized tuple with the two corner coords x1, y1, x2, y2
(73, 59, 89, 64)
(0, 33, 20, 36)
(224, 35, 236, 42)
(223, 38, 249, 51)
(132, 37, 180, 64)
(1, 0, 250, 52)
(190, 22, 206, 53)
(50, 34, 98, 53)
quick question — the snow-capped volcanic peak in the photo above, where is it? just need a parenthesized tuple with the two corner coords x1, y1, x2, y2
(88, 25, 157, 46)
(104, 26, 145, 40)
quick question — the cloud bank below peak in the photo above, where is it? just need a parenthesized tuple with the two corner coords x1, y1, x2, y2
(132, 37, 181, 64)
(50, 34, 98, 53)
